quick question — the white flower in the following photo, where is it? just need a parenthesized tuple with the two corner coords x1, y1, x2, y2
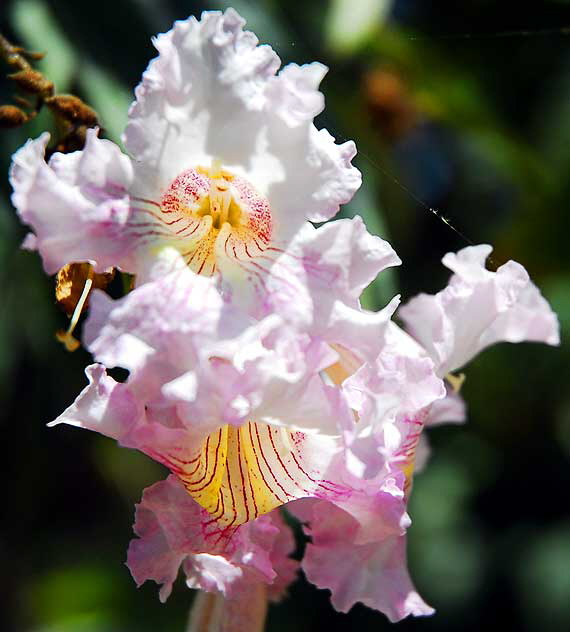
(10, 8, 361, 311)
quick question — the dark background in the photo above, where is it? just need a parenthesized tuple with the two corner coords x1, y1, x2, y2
(1, 1, 569, 630)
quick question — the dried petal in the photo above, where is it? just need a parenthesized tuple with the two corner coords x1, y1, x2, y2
(55, 262, 114, 316)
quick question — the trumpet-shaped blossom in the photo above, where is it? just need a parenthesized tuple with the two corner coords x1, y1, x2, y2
(9, 6, 561, 626)
(50, 261, 443, 620)
(9, 8, 361, 314)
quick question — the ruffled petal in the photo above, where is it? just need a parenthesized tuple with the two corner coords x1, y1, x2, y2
(294, 487, 433, 621)
(263, 217, 401, 359)
(9, 129, 135, 274)
(269, 217, 400, 306)
(49, 363, 202, 470)
(124, 9, 360, 235)
(48, 364, 139, 439)
(342, 347, 445, 478)
(399, 245, 560, 376)
(127, 475, 298, 601)
(84, 266, 233, 374)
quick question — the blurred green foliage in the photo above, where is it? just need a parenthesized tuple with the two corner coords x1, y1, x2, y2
(1, 1, 569, 631)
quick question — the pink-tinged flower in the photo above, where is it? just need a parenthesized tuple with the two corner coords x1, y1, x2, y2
(9, 9, 360, 309)
(302, 244, 559, 618)
(127, 475, 298, 603)
(398, 244, 560, 378)
(341, 245, 560, 483)
(394, 244, 560, 434)
(49, 261, 443, 620)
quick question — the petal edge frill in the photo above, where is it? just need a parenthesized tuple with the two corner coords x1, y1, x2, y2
(399, 245, 560, 376)
(127, 475, 298, 602)
(10, 130, 135, 274)
(124, 9, 360, 234)
(293, 490, 434, 622)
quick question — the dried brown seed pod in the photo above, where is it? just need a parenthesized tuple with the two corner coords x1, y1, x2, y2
(44, 94, 98, 126)
(0, 104, 28, 128)
(8, 69, 54, 96)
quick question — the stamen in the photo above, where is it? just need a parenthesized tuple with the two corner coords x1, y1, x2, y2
(55, 265, 94, 352)
(161, 162, 272, 276)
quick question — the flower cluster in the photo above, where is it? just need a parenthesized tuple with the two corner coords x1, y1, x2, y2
(9, 8, 559, 625)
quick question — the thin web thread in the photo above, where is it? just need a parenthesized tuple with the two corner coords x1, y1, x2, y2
(330, 124, 485, 256)
(367, 26, 568, 267)
(406, 26, 570, 41)
(327, 26, 570, 266)
(285, 24, 570, 266)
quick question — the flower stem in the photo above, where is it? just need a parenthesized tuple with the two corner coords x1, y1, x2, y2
(187, 586, 268, 632)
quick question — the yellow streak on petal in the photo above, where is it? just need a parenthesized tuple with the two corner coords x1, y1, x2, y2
(179, 422, 293, 527)
(179, 425, 229, 515)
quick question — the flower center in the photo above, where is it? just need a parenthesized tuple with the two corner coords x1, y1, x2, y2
(161, 162, 272, 276)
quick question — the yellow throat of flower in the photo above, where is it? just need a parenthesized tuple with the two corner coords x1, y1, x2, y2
(159, 162, 273, 276)
(165, 421, 340, 529)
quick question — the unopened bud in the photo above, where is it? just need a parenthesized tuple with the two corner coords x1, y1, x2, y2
(0, 104, 28, 128)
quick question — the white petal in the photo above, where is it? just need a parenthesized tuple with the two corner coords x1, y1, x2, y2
(399, 244, 560, 375)
(124, 9, 360, 237)
(10, 130, 135, 274)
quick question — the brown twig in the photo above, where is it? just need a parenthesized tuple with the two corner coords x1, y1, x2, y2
(0, 32, 100, 154)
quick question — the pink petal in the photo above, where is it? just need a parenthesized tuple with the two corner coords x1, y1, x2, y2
(10, 129, 135, 274)
(343, 349, 444, 478)
(296, 494, 433, 622)
(127, 476, 298, 601)
(265, 217, 401, 360)
(399, 244, 560, 375)
(48, 364, 139, 439)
